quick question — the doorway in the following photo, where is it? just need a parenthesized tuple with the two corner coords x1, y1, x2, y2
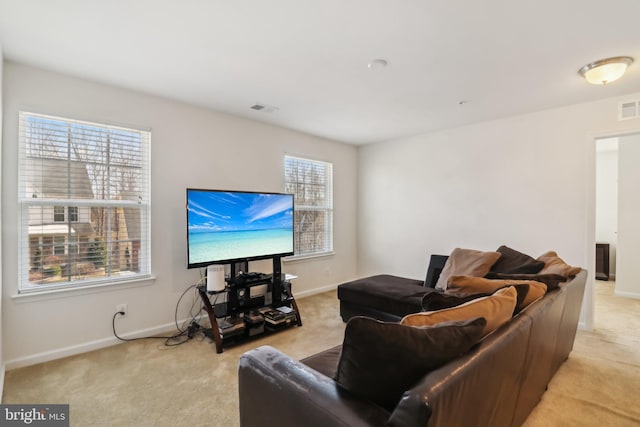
(594, 133, 640, 306)
(595, 137, 618, 282)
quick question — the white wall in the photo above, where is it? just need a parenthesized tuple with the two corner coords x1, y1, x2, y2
(595, 139, 618, 277)
(1, 61, 358, 368)
(358, 92, 640, 330)
(615, 134, 640, 298)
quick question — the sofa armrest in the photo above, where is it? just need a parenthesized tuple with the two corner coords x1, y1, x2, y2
(238, 346, 389, 427)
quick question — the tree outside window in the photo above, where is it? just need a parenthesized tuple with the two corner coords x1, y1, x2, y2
(284, 155, 333, 257)
(19, 112, 151, 291)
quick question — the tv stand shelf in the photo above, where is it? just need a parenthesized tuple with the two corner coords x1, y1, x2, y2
(197, 273, 302, 354)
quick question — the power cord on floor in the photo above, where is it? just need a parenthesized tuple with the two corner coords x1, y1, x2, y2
(112, 277, 209, 347)
(112, 311, 190, 346)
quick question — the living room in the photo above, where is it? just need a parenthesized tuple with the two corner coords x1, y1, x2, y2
(1, 1, 639, 426)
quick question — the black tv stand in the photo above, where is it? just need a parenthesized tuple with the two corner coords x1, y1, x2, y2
(229, 256, 283, 281)
(197, 257, 301, 354)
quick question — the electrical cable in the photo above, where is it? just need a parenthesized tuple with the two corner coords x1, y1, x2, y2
(175, 281, 201, 333)
(112, 276, 207, 347)
(112, 311, 189, 346)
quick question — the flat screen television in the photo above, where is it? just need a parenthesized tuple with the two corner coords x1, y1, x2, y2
(186, 189, 294, 268)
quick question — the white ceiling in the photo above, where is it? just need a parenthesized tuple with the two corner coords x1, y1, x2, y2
(1, 0, 639, 145)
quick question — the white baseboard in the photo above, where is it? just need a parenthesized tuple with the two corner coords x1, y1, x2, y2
(5, 319, 191, 371)
(614, 289, 640, 299)
(4, 283, 345, 371)
(294, 282, 340, 298)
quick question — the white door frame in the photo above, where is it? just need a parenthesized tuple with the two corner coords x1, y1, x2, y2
(585, 126, 640, 330)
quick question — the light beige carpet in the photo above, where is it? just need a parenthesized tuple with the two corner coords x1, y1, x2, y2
(3, 282, 639, 426)
(523, 281, 640, 427)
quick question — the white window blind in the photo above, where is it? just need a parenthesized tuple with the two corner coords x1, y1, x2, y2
(284, 155, 333, 257)
(19, 112, 151, 292)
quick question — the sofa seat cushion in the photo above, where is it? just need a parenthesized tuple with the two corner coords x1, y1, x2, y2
(335, 316, 486, 412)
(338, 274, 437, 318)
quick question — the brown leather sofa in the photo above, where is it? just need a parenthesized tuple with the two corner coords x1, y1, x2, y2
(238, 269, 587, 427)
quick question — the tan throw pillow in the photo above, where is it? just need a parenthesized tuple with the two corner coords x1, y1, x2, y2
(446, 275, 547, 308)
(537, 251, 582, 278)
(434, 248, 502, 290)
(401, 286, 518, 336)
(520, 281, 546, 307)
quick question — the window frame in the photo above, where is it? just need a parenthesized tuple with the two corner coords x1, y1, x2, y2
(53, 206, 65, 222)
(284, 155, 334, 259)
(68, 206, 79, 222)
(18, 111, 152, 294)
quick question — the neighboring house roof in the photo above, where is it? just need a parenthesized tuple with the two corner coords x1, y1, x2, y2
(26, 157, 95, 199)
(122, 208, 141, 240)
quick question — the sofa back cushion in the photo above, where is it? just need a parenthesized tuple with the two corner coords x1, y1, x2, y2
(335, 316, 486, 412)
(402, 286, 518, 336)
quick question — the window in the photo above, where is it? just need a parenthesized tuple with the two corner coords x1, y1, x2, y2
(19, 112, 151, 292)
(284, 155, 333, 257)
(53, 206, 65, 222)
(53, 236, 65, 256)
(68, 206, 78, 222)
(53, 206, 78, 223)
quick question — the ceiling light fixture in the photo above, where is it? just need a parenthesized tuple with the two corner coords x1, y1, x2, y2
(579, 56, 633, 85)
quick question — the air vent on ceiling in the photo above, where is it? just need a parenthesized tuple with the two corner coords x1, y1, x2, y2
(250, 103, 279, 113)
(618, 100, 639, 121)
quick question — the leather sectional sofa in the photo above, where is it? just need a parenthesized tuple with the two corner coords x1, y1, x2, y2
(238, 251, 587, 427)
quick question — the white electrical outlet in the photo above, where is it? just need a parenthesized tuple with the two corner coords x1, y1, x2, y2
(116, 304, 128, 318)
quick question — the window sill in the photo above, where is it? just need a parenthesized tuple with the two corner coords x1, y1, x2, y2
(283, 251, 335, 263)
(12, 275, 156, 303)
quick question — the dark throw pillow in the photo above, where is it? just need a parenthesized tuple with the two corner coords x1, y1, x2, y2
(490, 245, 545, 274)
(421, 291, 489, 311)
(335, 316, 486, 412)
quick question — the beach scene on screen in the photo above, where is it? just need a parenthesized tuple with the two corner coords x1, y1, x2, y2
(188, 191, 293, 264)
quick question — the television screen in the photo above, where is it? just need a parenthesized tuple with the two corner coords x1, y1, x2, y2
(186, 189, 294, 268)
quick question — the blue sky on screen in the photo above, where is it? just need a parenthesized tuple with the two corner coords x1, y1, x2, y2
(188, 191, 293, 232)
